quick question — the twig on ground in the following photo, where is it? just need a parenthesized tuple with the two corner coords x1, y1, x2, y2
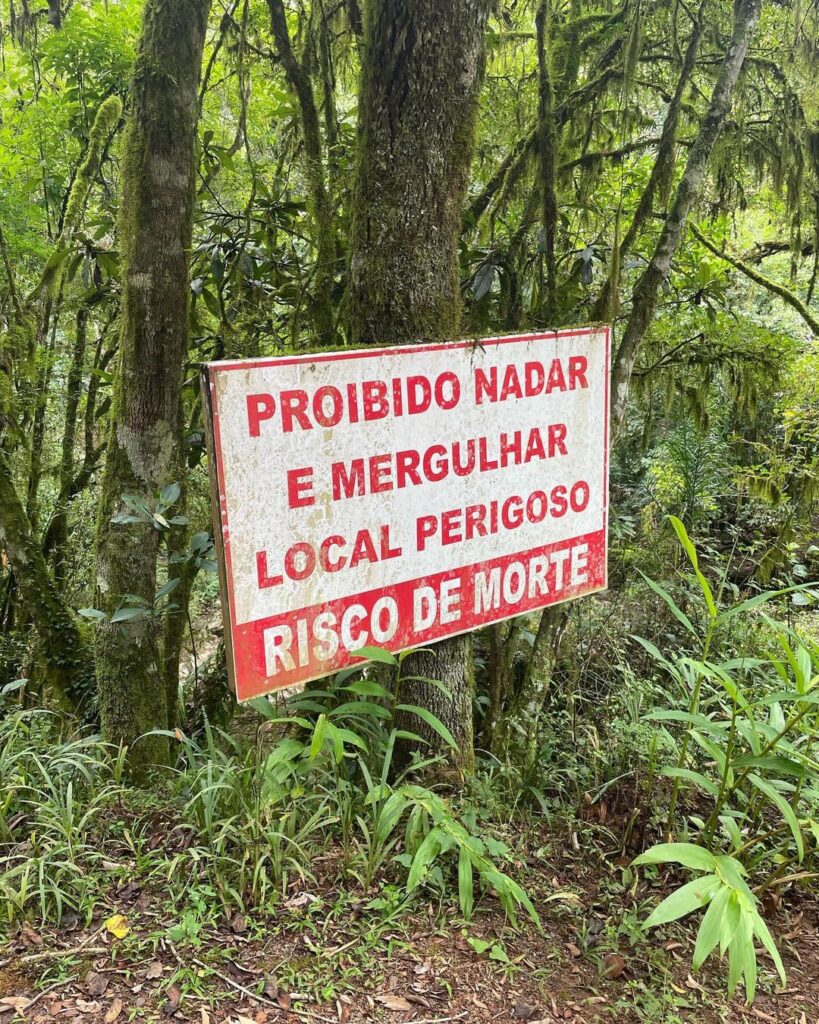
(164, 940, 337, 1023)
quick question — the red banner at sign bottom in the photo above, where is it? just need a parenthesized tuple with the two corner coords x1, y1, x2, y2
(230, 528, 606, 700)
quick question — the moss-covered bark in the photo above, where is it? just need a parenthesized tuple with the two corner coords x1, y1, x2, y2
(611, 0, 762, 432)
(267, 0, 337, 346)
(0, 447, 92, 707)
(94, 0, 211, 779)
(591, 1, 705, 323)
(347, 0, 490, 778)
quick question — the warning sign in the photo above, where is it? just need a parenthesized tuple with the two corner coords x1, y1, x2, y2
(202, 328, 610, 701)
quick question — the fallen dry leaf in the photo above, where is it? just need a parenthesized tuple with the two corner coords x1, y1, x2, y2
(20, 924, 43, 947)
(105, 997, 124, 1023)
(277, 993, 291, 1011)
(104, 914, 129, 939)
(84, 971, 110, 997)
(375, 994, 413, 1012)
(602, 953, 625, 979)
(566, 943, 582, 957)
(145, 962, 164, 980)
(0, 997, 29, 1011)
(76, 999, 102, 1014)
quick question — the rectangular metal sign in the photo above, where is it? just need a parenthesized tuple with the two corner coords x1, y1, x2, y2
(203, 327, 610, 702)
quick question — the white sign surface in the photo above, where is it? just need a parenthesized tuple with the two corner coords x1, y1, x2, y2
(204, 328, 610, 701)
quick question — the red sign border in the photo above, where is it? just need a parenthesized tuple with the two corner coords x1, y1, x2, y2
(202, 327, 611, 702)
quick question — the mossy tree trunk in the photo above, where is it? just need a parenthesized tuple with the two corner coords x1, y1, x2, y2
(267, 0, 337, 346)
(94, 0, 211, 778)
(0, 447, 92, 708)
(610, 0, 762, 432)
(347, 0, 490, 779)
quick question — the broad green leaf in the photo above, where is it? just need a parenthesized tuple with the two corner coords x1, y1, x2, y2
(633, 842, 718, 873)
(643, 874, 720, 928)
(353, 645, 398, 665)
(748, 773, 804, 862)
(659, 766, 721, 798)
(407, 828, 444, 890)
(458, 845, 473, 918)
(329, 701, 391, 720)
(343, 679, 393, 699)
(693, 883, 730, 969)
(396, 704, 457, 749)
(668, 516, 716, 620)
(636, 571, 697, 637)
(751, 910, 787, 986)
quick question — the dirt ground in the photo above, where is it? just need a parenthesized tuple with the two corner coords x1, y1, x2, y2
(3, 834, 819, 1024)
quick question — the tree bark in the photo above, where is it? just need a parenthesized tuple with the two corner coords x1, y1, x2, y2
(535, 0, 558, 320)
(347, 0, 490, 778)
(94, 0, 211, 779)
(610, 0, 762, 433)
(0, 448, 92, 708)
(591, 0, 706, 323)
(267, 0, 337, 346)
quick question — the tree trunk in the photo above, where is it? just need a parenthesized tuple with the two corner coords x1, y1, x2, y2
(0, 448, 92, 708)
(610, 0, 761, 432)
(535, 0, 558, 320)
(267, 0, 337, 346)
(347, 0, 490, 778)
(591, 0, 706, 323)
(50, 303, 90, 585)
(94, 0, 211, 779)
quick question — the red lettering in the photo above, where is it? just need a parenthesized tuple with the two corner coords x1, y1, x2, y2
(287, 466, 314, 508)
(435, 371, 460, 410)
(256, 550, 282, 588)
(350, 529, 378, 567)
(369, 454, 393, 493)
(571, 480, 590, 511)
(569, 355, 588, 390)
(545, 359, 567, 394)
(313, 385, 343, 427)
(441, 509, 462, 546)
(285, 542, 315, 581)
(396, 449, 421, 488)
(362, 380, 388, 420)
(281, 390, 311, 432)
(407, 376, 431, 414)
(247, 394, 275, 437)
(416, 515, 437, 552)
(332, 459, 365, 500)
(525, 361, 545, 396)
(319, 536, 346, 572)
(474, 366, 497, 404)
(500, 364, 523, 401)
(548, 423, 567, 457)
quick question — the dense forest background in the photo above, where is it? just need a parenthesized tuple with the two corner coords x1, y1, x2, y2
(1, 0, 818, 1020)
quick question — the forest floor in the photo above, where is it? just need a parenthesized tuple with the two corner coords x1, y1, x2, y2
(2, 819, 818, 1024)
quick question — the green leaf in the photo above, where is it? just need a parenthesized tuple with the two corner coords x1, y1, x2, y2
(636, 571, 697, 637)
(693, 883, 730, 969)
(751, 910, 787, 986)
(668, 516, 716, 620)
(458, 845, 474, 918)
(329, 701, 391, 720)
(643, 874, 720, 929)
(396, 704, 457, 749)
(110, 606, 147, 623)
(78, 607, 107, 620)
(659, 766, 721, 798)
(343, 679, 393, 699)
(748, 774, 804, 862)
(633, 842, 718, 873)
(732, 755, 810, 780)
(407, 828, 444, 890)
(353, 645, 398, 665)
